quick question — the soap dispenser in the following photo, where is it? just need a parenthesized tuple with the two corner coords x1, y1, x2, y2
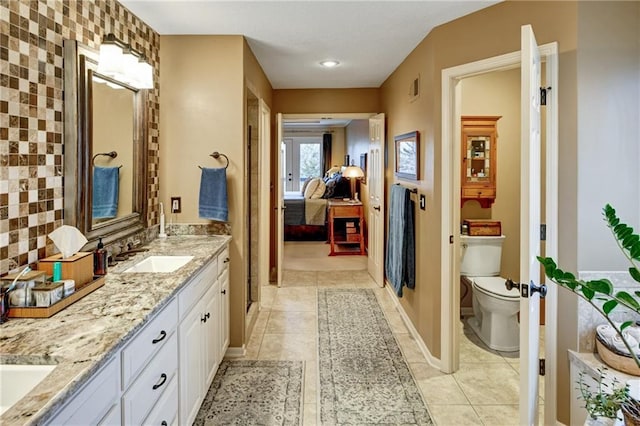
(94, 237, 108, 276)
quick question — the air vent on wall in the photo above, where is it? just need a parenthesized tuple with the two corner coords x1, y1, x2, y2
(409, 75, 420, 103)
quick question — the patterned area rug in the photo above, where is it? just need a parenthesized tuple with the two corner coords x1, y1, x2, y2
(194, 360, 303, 425)
(318, 288, 433, 425)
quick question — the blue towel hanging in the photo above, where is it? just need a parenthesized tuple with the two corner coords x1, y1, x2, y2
(199, 167, 229, 222)
(92, 166, 119, 219)
(385, 184, 415, 297)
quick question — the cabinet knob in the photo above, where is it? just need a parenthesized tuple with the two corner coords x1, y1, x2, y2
(205, 312, 211, 320)
(152, 373, 167, 390)
(223, 258, 230, 263)
(373, 206, 380, 211)
(221, 289, 226, 295)
(152, 330, 167, 344)
(201, 315, 207, 323)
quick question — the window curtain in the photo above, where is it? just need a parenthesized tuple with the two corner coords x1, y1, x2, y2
(322, 133, 332, 174)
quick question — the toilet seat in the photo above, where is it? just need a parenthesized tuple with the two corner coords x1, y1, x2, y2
(472, 276, 520, 300)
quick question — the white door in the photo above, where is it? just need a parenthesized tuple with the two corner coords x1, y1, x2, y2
(520, 24, 543, 426)
(276, 113, 284, 287)
(367, 113, 385, 287)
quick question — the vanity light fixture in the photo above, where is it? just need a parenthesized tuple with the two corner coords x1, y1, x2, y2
(320, 60, 340, 68)
(97, 33, 153, 89)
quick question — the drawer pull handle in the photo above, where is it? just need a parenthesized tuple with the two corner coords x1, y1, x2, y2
(152, 330, 167, 344)
(201, 314, 207, 323)
(152, 373, 167, 390)
(223, 258, 230, 263)
(221, 289, 226, 295)
(205, 312, 211, 320)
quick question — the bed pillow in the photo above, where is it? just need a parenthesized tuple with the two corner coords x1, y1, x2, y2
(304, 177, 326, 199)
(301, 177, 312, 195)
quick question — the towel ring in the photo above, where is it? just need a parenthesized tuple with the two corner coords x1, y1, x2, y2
(92, 151, 122, 169)
(198, 151, 229, 170)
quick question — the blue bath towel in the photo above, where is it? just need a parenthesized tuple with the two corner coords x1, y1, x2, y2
(199, 167, 228, 222)
(385, 184, 415, 297)
(92, 166, 119, 219)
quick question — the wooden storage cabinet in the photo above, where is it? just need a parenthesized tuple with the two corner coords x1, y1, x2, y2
(461, 116, 501, 208)
(328, 200, 365, 256)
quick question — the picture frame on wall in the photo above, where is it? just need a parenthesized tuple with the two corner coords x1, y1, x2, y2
(394, 131, 420, 180)
(360, 153, 367, 184)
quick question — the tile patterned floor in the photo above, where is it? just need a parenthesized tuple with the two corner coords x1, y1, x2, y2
(243, 242, 540, 425)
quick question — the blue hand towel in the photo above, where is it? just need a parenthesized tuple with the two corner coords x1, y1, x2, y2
(199, 167, 228, 222)
(92, 166, 119, 219)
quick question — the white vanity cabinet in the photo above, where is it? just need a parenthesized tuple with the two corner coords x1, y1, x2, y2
(47, 356, 121, 425)
(218, 246, 230, 355)
(178, 255, 222, 426)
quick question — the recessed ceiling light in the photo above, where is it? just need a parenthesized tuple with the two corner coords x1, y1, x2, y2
(320, 60, 340, 68)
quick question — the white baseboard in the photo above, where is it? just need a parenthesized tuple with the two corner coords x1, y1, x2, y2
(224, 345, 246, 358)
(383, 283, 441, 370)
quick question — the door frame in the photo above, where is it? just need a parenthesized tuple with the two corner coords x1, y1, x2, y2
(275, 112, 379, 285)
(440, 43, 558, 424)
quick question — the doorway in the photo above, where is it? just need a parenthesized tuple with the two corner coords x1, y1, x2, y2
(441, 40, 559, 425)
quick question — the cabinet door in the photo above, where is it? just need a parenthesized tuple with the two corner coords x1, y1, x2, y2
(203, 279, 221, 389)
(219, 268, 230, 355)
(178, 303, 204, 426)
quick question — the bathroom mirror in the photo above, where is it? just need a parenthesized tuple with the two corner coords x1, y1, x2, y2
(63, 40, 148, 245)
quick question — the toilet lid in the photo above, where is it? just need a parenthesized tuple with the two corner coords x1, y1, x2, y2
(473, 276, 520, 299)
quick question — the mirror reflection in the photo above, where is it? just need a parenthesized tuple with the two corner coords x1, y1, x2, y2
(91, 77, 134, 225)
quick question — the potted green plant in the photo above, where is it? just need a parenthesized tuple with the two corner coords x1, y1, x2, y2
(538, 204, 640, 425)
(578, 367, 629, 425)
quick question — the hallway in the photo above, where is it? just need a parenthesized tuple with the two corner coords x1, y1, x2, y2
(241, 242, 528, 425)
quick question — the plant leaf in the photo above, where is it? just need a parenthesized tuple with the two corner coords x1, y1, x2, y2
(584, 279, 613, 295)
(581, 287, 595, 300)
(603, 300, 618, 314)
(616, 291, 640, 310)
(622, 321, 634, 331)
(623, 233, 639, 250)
(630, 267, 640, 284)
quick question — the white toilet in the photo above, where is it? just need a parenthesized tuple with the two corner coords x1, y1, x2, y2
(460, 235, 520, 352)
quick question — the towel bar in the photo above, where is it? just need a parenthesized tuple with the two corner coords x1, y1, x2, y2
(198, 151, 229, 170)
(92, 151, 122, 168)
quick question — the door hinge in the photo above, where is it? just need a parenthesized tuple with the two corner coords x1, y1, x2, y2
(539, 358, 546, 376)
(540, 86, 551, 106)
(540, 224, 546, 241)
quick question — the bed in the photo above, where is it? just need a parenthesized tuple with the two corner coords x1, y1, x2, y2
(284, 192, 328, 241)
(283, 174, 352, 241)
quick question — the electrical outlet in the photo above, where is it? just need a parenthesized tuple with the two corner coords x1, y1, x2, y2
(170, 197, 181, 213)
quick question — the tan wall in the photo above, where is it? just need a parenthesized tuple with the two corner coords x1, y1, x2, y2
(381, 1, 579, 422)
(160, 35, 247, 348)
(461, 68, 521, 281)
(273, 88, 380, 114)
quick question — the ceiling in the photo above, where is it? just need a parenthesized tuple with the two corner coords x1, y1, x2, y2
(119, 0, 500, 89)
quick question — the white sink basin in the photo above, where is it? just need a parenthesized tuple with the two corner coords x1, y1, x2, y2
(0, 364, 56, 415)
(124, 255, 194, 273)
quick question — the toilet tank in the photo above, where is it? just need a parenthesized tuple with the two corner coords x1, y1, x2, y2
(460, 235, 506, 277)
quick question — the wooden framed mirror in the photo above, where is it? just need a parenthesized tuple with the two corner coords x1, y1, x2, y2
(63, 40, 148, 245)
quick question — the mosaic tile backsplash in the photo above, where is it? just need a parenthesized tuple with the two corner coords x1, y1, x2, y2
(0, 0, 160, 275)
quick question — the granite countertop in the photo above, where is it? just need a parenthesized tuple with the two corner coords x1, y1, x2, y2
(0, 235, 231, 426)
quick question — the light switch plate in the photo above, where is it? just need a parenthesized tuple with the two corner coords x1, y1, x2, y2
(170, 197, 181, 213)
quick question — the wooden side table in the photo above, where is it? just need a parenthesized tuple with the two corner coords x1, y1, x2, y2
(328, 200, 365, 256)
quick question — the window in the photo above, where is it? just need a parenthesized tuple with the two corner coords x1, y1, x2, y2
(283, 137, 323, 192)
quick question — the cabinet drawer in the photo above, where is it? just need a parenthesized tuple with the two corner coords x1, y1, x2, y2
(143, 373, 178, 426)
(217, 245, 230, 275)
(462, 187, 495, 198)
(122, 332, 178, 426)
(48, 356, 120, 425)
(178, 260, 217, 319)
(122, 298, 177, 389)
(332, 206, 361, 218)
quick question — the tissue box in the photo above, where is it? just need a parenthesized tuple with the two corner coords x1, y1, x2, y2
(463, 220, 502, 236)
(38, 252, 94, 287)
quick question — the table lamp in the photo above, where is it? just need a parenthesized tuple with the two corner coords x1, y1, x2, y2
(342, 164, 365, 201)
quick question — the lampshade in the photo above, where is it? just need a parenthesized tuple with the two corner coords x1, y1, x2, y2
(343, 165, 365, 179)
